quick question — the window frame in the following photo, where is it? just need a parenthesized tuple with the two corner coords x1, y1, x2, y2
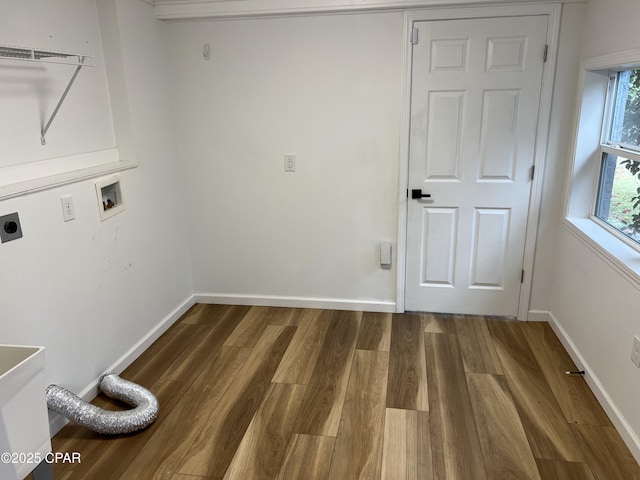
(590, 69, 640, 253)
(564, 50, 640, 288)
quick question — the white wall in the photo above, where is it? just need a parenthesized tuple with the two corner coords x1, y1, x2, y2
(0, 0, 193, 433)
(162, 13, 404, 310)
(581, 0, 640, 59)
(162, 6, 585, 314)
(528, 3, 585, 314)
(550, 0, 640, 460)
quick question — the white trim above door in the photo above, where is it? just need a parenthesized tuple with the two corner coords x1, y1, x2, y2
(154, 0, 578, 20)
(395, 3, 562, 319)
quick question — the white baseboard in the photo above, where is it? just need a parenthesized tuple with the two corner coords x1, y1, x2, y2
(527, 309, 552, 322)
(195, 292, 397, 313)
(547, 311, 640, 464)
(48, 294, 196, 436)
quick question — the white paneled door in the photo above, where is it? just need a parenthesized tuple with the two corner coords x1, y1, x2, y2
(405, 15, 548, 316)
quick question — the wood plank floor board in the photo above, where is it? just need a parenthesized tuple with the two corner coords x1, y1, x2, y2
(522, 322, 612, 427)
(176, 325, 296, 477)
(179, 302, 219, 325)
(272, 309, 330, 385)
(188, 304, 246, 326)
(224, 382, 307, 480)
(406, 409, 432, 480)
(222, 306, 268, 347)
(171, 475, 211, 480)
(571, 424, 628, 480)
(267, 307, 306, 326)
(425, 333, 487, 480)
(327, 350, 389, 479)
(224, 306, 280, 347)
(381, 408, 408, 480)
(422, 313, 457, 334)
(50, 414, 113, 477)
(455, 315, 503, 374)
(26, 472, 75, 480)
(50, 307, 639, 480)
(488, 319, 585, 462)
(381, 408, 432, 480)
(386, 313, 429, 411)
(121, 305, 247, 389)
(61, 361, 222, 480)
(121, 322, 207, 388)
(601, 425, 640, 479)
(50, 386, 124, 468)
(116, 346, 252, 480)
(356, 312, 392, 352)
(277, 434, 335, 480)
(294, 310, 361, 437)
(535, 459, 596, 480)
(52, 378, 185, 480)
(225, 306, 302, 347)
(163, 305, 251, 382)
(157, 324, 212, 383)
(466, 373, 540, 480)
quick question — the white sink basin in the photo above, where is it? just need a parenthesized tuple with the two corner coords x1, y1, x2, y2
(0, 345, 51, 480)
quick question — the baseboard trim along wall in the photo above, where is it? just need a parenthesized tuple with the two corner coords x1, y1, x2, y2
(547, 311, 640, 464)
(527, 309, 553, 322)
(48, 294, 196, 436)
(195, 293, 397, 313)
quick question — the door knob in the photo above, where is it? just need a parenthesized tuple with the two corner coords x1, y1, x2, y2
(411, 189, 431, 199)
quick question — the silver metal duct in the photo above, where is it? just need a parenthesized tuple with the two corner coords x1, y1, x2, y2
(46, 373, 158, 435)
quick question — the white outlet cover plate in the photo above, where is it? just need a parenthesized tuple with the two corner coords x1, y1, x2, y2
(61, 195, 75, 222)
(284, 154, 296, 172)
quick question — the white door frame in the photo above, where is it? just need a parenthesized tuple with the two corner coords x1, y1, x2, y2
(396, 3, 562, 319)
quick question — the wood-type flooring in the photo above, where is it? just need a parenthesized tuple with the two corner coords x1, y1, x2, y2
(48, 305, 640, 479)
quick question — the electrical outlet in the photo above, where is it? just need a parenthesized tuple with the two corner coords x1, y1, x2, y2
(631, 336, 640, 368)
(61, 195, 76, 222)
(0, 212, 23, 243)
(284, 154, 296, 172)
(0, 212, 22, 243)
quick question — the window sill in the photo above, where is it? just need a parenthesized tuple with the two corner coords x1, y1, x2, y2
(563, 216, 640, 289)
(0, 160, 137, 202)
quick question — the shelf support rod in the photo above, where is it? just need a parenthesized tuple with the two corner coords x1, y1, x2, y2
(41, 56, 86, 145)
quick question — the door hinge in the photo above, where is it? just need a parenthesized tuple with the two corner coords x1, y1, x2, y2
(543, 44, 548, 63)
(530, 165, 535, 181)
(521, 269, 525, 283)
(411, 28, 419, 45)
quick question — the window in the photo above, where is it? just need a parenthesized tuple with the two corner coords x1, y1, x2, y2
(563, 54, 640, 282)
(593, 69, 640, 246)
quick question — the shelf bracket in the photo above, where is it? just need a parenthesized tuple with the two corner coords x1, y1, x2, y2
(0, 44, 94, 146)
(41, 56, 86, 146)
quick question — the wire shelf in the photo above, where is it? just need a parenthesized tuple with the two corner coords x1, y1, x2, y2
(0, 44, 94, 66)
(0, 43, 96, 144)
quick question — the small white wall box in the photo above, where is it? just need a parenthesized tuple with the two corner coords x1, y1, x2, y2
(380, 241, 392, 267)
(95, 175, 125, 221)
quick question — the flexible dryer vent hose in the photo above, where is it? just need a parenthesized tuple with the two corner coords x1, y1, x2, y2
(46, 373, 159, 435)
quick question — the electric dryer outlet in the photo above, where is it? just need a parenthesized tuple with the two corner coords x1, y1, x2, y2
(0, 212, 23, 243)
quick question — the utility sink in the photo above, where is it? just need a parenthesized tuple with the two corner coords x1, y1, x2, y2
(0, 345, 51, 480)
